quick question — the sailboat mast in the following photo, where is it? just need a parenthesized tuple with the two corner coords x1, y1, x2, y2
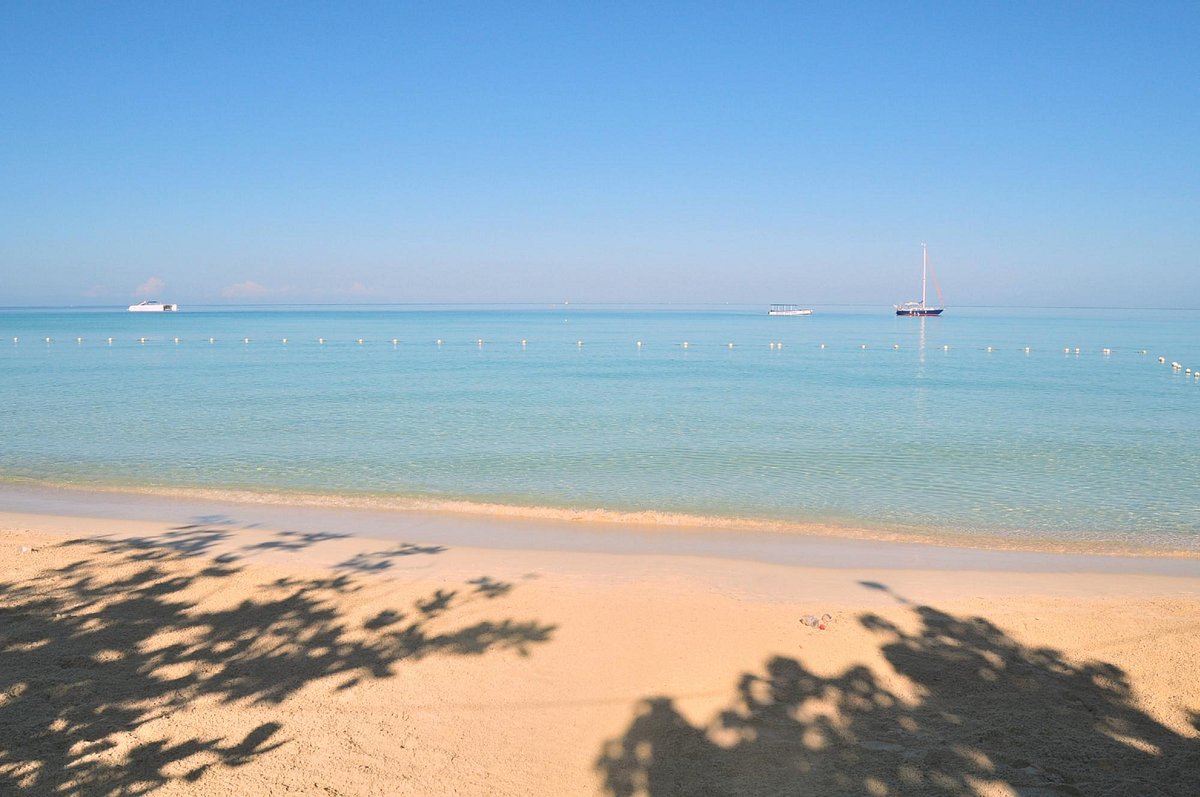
(921, 243, 928, 308)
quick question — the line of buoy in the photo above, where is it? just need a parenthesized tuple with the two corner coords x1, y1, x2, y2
(9, 339, 1198, 380)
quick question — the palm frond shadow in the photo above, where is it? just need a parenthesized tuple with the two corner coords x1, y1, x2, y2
(597, 586, 1199, 797)
(0, 524, 555, 795)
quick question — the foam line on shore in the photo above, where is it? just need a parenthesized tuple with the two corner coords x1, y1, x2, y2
(4, 476, 1197, 559)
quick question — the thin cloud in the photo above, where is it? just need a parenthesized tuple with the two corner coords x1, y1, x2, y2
(134, 276, 166, 296)
(221, 280, 275, 299)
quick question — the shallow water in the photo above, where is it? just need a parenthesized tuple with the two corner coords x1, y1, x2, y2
(2, 305, 1198, 550)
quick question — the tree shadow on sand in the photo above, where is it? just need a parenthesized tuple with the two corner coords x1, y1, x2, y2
(597, 583, 1199, 797)
(0, 523, 555, 795)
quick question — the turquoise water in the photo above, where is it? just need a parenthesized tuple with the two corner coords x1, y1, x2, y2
(2, 306, 1198, 550)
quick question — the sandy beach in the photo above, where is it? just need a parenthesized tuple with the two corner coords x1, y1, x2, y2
(2, 505, 1199, 796)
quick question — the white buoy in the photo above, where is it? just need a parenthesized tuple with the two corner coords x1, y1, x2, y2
(860, 344, 867, 350)
(140, 337, 147, 344)
(727, 342, 734, 349)
(436, 339, 443, 346)
(392, 338, 399, 345)
(819, 343, 826, 349)
(357, 338, 364, 345)
(281, 338, 287, 344)
(208, 337, 214, 344)
(1065, 347, 1071, 354)
(893, 343, 899, 350)
(777, 342, 783, 349)
(986, 346, 993, 353)
(943, 345, 949, 351)
(576, 340, 583, 347)
(1074, 348, 1080, 354)
(1024, 347, 1031, 353)
(768, 342, 775, 350)
(175, 337, 181, 344)
(1158, 356, 1166, 363)
(243, 337, 250, 343)
(636, 340, 643, 348)
(318, 338, 324, 344)
(1171, 361, 1181, 369)
(76, 337, 83, 344)
(682, 341, 689, 348)
(521, 339, 528, 347)
(44, 337, 52, 343)
(477, 338, 484, 347)
(1102, 348, 1111, 355)
(1140, 350, 1147, 355)
(107, 337, 113, 344)
(11, 337, 17, 343)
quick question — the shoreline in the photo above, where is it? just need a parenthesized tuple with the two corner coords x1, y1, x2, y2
(3, 478, 1199, 561)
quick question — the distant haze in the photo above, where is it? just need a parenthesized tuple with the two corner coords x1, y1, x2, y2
(1, 4, 1197, 308)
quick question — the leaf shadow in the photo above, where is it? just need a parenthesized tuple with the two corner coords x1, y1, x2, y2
(0, 525, 555, 795)
(597, 586, 1200, 796)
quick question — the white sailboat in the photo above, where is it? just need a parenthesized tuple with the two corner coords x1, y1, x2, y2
(895, 244, 944, 316)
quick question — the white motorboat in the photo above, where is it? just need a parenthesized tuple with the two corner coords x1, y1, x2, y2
(768, 304, 813, 316)
(128, 301, 179, 312)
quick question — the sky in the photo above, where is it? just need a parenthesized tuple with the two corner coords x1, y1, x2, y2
(1, 1, 1197, 307)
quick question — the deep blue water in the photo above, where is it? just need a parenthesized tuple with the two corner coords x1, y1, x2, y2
(2, 305, 1198, 550)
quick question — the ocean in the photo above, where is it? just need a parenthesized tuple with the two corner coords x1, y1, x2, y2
(2, 305, 1198, 552)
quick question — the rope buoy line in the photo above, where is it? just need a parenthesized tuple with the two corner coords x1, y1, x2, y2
(5, 337, 1194, 374)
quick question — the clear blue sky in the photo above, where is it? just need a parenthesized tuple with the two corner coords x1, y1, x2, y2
(1, 1, 1197, 307)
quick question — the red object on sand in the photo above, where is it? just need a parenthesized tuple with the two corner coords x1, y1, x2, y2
(819, 624, 827, 630)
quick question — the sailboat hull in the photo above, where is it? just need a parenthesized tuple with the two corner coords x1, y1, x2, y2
(895, 307, 943, 316)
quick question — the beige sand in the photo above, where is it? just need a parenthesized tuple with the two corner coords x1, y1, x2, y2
(1, 511, 1198, 796)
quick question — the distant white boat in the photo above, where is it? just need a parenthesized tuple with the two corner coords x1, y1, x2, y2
(128, 301, 178, 312)
(768, 304, 813, 316)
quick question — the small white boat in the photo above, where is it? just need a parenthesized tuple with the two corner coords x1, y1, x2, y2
(128, 301, 178, 312)
(768, 304, 813, 316)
